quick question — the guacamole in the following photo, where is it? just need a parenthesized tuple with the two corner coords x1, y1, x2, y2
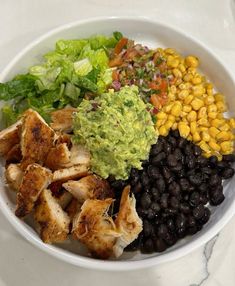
(73, 86, 157, 179)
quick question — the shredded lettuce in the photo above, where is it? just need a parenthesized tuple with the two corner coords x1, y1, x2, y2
(0, 32, 123, 126)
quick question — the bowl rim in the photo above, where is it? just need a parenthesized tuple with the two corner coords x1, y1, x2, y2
(0, 15, 235, 271)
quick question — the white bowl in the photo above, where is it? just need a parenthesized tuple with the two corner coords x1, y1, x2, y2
(0, 17, 235, 271)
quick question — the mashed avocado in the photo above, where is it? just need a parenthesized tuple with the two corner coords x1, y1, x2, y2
(73, 86, 157, 179)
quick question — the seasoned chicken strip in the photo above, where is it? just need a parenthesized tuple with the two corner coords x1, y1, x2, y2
(50, 108, 77, 133)
(45, 143, 71, 171)
(5, 164, 23, 191)
(5, 144, 22, 165)
(15, 163, 52, 217)
(113, 185, 143, 257)
(65, 198, 82, 221)
(72, 199, 120, 259)
(34, 189, 70, 243)
(20, 109, 55, 168)
(0, 119, 22, 156)
(63, 175, 113, 202)
(52, 165, 88, 182)
(68, 145, 90, 166)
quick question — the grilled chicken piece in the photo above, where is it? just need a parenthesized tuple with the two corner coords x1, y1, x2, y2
(34, 189, 70, 243)
(5, 144, 22, 165)
(20, 109, 55, 168)
(45, 143, 71, 171)
(69, 145, 90, 166)
(55, 191, 73, 209)
(63, 175, 113, 203)
(5, 164, 23, 191)
(50, 108, 77, 133)
(0, 119, 22, 156)
(113, 185, 143, 257)
(52, 165, 88, 182)
(72, 199, 120, 259)
(15, 163, 52, 217)
(65, 198, 82, 221)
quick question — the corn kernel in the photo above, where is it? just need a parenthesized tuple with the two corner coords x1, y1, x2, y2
(191, 76, 202, 85)
(183, 105, 192, 113)
(192, 85, 205, 96)
(172, 122, 178, 130)
(207, 104, 217, 113)
(208, 112, 217, 119)
(178, 90, 189, 100)
(202, 131, 210, 142)
(187, 67, 196, 75)
(220, 123, 230, 131)
(216, 131, 231, 141)
(184, 95, 194, 105)
(170, 85, 177, 94)
(178, 123, 190, 138)
(165, 103, 173, 113)
(197, 118, 209, 127)
(168, 115, 175, 122)
(187, 110, 197, 122)
(199, 141, 210, 152)
(199, 127, 209, 132)
(214, 93, 225, 102)
(216, 101, 226, 112)
(171, 103, 182, 117)
(193, 132, 201, 142)
(204, 95, 214, 105)
(190, 121, 197, 133)
(178, 64, 186, 73)
(229, 118, 235, 129)
(159, 126, 168, 136)
(203, 151, 212, 158)
(173, 68, 182, 78)
(221, 141, 233, 153)
(167, 58, 179, 68)
(185, 56, 199, 68)
(209, 140, 221, 151)
(183, 73, 193, 82)
(191, 98, 204, 110)
(168, 92, 175, 100)
(211, 119, 224, 128)
(157, 112, 167, 120)
(156, 119, 164, 127)
(198, 107, 207, 119)
(209, 126, 220, 138)
(165, 48, 176, 55)
(206, 88, 213, 96)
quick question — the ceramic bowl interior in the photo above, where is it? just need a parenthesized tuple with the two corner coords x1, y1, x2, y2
(0, 17, 235, 271)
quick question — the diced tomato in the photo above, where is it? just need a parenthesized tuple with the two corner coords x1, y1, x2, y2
(112, 70, 120, 81)
(114, 37, 128, 55)
(150, 94, 161, 109)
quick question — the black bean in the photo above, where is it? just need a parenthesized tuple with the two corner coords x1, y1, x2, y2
(147, 165, 161, 179)
(164, 232, 177, 246)
(177, 227, 186, 238)
(160, 193, 169, 208)
(196, 156, 208, 167)
(167, 154, 178, 167)
(184, 144, 192, 155)
(141, 159, 149, 167)
(152, 152, 166, 165)
(193, 145, 202, 156)
(189, 173, 204, 186)
(130, 168, 139, 179)
(165, 176, 175, 185)
(155, 216, 163, 226)
(166, 218, 175, 233)
(141, 172, 151, 188)
(136, 207, 148, 218)
(193, 204, 205, 220)
(168, 181, 181, 197)
(143, 220, 153, 237)
(151, 142, 163, 155)
(155, 177, 166, 193)
(162, 166, 172, 180)
(210, 190, 225, 206)
(199, 207, 211, 225)
(125, 237, 140, 251)
(140, 193, 152, 209)
(183, 193, 190, 201)
(187, 215, 196, 227)
(157, 224, 168, 239)
(221, 168, 235, 179)
(175, 213, 186, 229)
(171, 163, 183, 172)
(151, 187, 160, 201)
(147, 209, 155, 220)
(178, 137, 187, 149)
(209, 155, 218, 166)
(189, 192, 200, 207)
(222, 154, 235, 163)
(142, 238, 154, 253)
(179, 178, 190, 191)
(209, 174, 221, 186)
(179, 202, 191, 214)
(154, 238, 167, 252)
(110, 179, 127, 190)
(151, 202, 161, 213)
(199, 194, 209, 205)
(185, 155, 196, 169)
(171, 129, 180, 138)
(188, 184, 195, 192)
(168, 136, 177, 147)
(164, 142, 172, 154)
(169, 196, 179, 209)
(217, 161, 230, 170)
(187, 226, 198, 235)
(198, 183, 208, 193)
(165, 207, 178, 216)
(176, 169, 186, 178)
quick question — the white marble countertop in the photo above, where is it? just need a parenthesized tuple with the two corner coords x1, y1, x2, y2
(0, 0, 235, 285)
